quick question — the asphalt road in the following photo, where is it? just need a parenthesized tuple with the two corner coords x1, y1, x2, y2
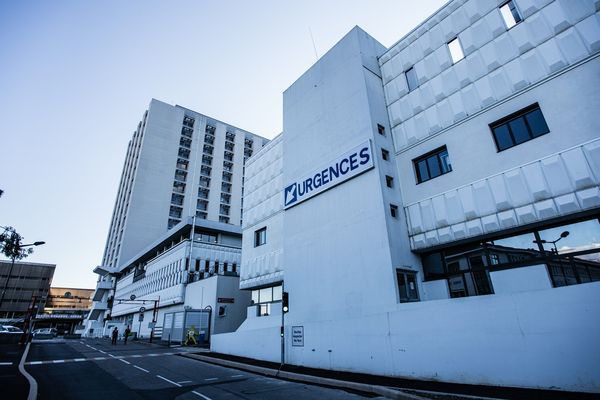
(0, 343, 28, 399)
(24, 338, 378, 400)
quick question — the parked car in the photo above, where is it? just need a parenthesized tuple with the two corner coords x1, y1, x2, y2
(0, 325, 24, 333)
(33, 328, 58, 337)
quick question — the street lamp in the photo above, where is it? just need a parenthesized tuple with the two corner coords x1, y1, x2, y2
(538, 231, 570, 254)
(0, 241, 46, 312)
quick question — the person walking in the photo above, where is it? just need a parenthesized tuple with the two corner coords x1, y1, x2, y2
(124, 326, 131, 345)
(111, 327, 118, 345)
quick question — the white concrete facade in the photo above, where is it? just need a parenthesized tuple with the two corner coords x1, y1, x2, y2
(85, 100, 267, 334)
(214, 1, 600, 393)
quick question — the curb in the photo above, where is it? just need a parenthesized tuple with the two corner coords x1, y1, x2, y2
(18, 342, 37, 400)
(181, 353, 427, 400)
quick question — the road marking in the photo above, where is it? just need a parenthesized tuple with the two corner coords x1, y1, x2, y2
(93, 357, 106, 360)
(25, 351, 187, 365)
(231, 374, 244, 378)
(53, 360, 65, 364)
(108, 354, 117, 358)
(98, 350, 107, 354)
(0, 362, 12, 366)
(177, 380, 192, 384)
(156, 375, 182, 387)
(192, 391, 213, 400)
(204, 378, 218, 381)
(131, 355, 142, 358)
(133, 365, 149, 373)
(74, 359, 85, 362)
(28, 361, 42, 365)
(119, 359, 131, 365)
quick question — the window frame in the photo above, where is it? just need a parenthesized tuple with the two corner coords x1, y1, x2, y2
(447, 37, 465, 63)
(413, 145, 452, 184)
(396, 269, 420, 303)
(254, 227, 267, 247)
(489, 103, 550, 152)
(499, 0, 522, 29)
(405, 67, 418, 92)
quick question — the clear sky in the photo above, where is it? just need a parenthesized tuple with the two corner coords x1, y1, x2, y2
(0, 0, 446, 289)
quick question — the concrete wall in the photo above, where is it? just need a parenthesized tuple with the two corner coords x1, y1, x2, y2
(214, 281, 600, 392)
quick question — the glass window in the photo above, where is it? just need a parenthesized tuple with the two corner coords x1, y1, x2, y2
(397, 270, 419, 303)
(500, 0, 522, 29)
(413, 146, 452, 183)
(259, 287, 272, 303)
(381, 148, 390, 161)
(405, 67, 418, 91)
(255, 227, 267, 247)
(490, 104, 550, 151)
(377, 124, 385, 136)
(385, 175, 394, 188)
(448, 37, 465, 63)
(390, 204, 398, 218)
(272, 285, 282, 301)
(251, 290, 259, 304)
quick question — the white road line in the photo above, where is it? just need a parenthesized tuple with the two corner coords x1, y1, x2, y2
(93, 357, 106, 360)
(204, 378, 218, 381)
(89, 346, 97, 351)
(0, 362, 12, 366)
(19, 342, 37, 400)
(53, 360, 65, 364)
(74, 359, 85, 362)
(156, 375, 182, 387)
(133, 365, 149, 373)
(177, 380, 192, 384)
(119, 359, 131, 365)
(98, 350, 107, 354)
(28, 361, 42, 365)
(131, 355, 142, 358)
(230, 374, 244, 378)
(108, 354, 117, 358)
(192, 391, 213, 400)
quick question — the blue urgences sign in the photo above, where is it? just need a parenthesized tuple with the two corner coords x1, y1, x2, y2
(284, 140, 374, 209)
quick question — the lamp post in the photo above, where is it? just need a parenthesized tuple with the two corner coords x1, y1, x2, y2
(538, 231, 570, 254)
(0, 241, 46, 313)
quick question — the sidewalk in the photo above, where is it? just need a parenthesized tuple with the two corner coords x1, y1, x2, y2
(180, 352, 597, 400)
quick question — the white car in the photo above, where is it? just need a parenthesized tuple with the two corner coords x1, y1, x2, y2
(0, 325, 24, 333)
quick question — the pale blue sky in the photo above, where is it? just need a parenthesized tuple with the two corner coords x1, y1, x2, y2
(0, 0, 446, 288)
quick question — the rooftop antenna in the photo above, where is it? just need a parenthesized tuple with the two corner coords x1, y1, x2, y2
(309, 27, 318, 60)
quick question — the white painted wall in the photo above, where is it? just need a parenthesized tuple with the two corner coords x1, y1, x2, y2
(214, 281, 600, 392)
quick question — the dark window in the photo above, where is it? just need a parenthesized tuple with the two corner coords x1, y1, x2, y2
(171, 193, 184, 206)
(405, 67, 418, 91)
(397, 270, 419, 303)
(490, 104, 550, 151)
(181, 126, 193, 138)
(381, 148, 390, 161)
(413, 146, 452, 183)
(390, 204, 399, 218)
(377, 124, 386, 136)
(385, 175, 394, 188)
(255, 227, 267, 247)
(183, 116, 195, 128)
(219, 216, 230, 224)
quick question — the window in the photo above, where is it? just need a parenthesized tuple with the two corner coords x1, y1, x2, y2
(397, 270, 419, 303)
(183, 116, 195, 128)
(203, 144, 214, 155)
(168, 218, 180, 229)
(199, 176, 210, 188)
(222, 171, 232, 183)
(171, 193, 184, 206)
(198, 188, 209, 199)
(448, 37, 465, 63)
(176, 158, 188, 171)
(178, 148, 190, 159)
(202, 155, 212, 165)
(405, 67, 418, 91)
(413, 146, 452, 183)
(223, 161, 233, 172)
(381, 148, 390, 161)
(255, 227, 267, 247)
(385, 175, 394, 188)
(225, 142, 234, 151)
(181, 126, 193, 138)
(390, 204, 399, 218)
(205, 124, 215, 134)
(221, 182, 232, 193)
(201, 165, 212, 176)
(169, 206, 182, 219)
(219, 216, 230, 223)
(195, 232, 217, 243)
(196, 211, 207, 219)
(204, 134, 214, 145)
(226, 131, 236, 142)
(377, 124, 386, 136)
(224, 151, 234, 161)
(173, 181, 186, 194)
(490, 103, 550, 151)
(220, 204, 230, 216)
(500, 0, 522, 29)
(197, 199, 208, 211)
(221, 193, 231, 204)
(174, 170, 187, 182)
(180, 137, 192, 148)
(251, 284, 282, 305)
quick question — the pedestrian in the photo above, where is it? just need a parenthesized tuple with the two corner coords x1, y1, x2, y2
(111, 327, 118, 345)
(124, 326, 131, 345)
